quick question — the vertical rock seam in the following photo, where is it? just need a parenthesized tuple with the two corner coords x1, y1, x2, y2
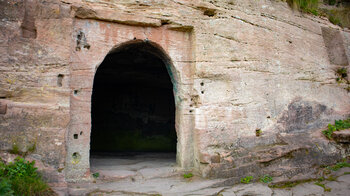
(21, 0, 37, 38)
(321, 27, 349, 66)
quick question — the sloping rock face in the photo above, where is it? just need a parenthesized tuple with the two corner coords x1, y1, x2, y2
(0, 0, 350, 183)
(332, 129, 350, 143)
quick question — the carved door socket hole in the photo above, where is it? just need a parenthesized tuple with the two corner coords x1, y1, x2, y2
(57, 74, 64, 87)
(201, 91, 204, 94)
(73, 134, 78, 139)
(200, 82, 204, 86)
(73, 90, 79, 96)
(203, 9, 216, 17)
(80, 131, 83, 135)
(76, 31, 90, 51)
(72, 152, 81, 164)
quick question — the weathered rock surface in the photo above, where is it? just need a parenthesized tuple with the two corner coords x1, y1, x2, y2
(55, 155, 350, 196)
(0, 151, 66, 187)
(222, 183, 273, 196)
(0, 0, 350, 184)
(332, 129, 350, 143)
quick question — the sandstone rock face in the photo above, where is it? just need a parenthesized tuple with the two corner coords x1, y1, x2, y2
(0, 0, 350, 183)
(332, 129, 350, 143)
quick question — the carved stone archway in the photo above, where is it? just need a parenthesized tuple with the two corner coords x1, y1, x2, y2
(65, 20, 195, 182)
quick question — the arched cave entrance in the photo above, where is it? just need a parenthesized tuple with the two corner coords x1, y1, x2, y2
(90, 41, 176, 165)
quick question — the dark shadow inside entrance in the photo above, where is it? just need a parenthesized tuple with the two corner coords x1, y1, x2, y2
(90, 42, 176, 160)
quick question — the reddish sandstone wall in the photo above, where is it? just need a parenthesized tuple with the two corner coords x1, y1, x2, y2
(0, 0, 349, 183)
(0, 0, 73, 184)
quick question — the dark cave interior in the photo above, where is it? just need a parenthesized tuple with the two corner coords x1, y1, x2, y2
(90, 42, 176, 154)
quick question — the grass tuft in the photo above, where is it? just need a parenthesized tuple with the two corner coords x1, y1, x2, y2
(287, 0, 320, 15)
(269, 179, 313, 188)
(9, 144, 21, 156)
(183, 173, 193, 179)
(328, 12, 343, 27)
(285, 0, 349, 28)
(11, 176, 52, 196)
(327, 162, 350, 171)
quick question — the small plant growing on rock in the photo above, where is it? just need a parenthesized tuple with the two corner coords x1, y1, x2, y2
(0, 157, 53, 195)
(327, 161, 350, 171)
(9, 142, 37, 157)
(9, 144, 20, 156)
(241, 176, 253, 184)
(322, 124, 337, 139)
(336, 67, 348, 81)
(183, 173, 193, 179)
(322, 118, 350, 139)
(27, 142, 36, 154)
(259, 174, 273, 184)
(335, 67, 350, 91)
(92, 172, 100, 179)
(326, 175, 338, 181)
(57, 168, 64, 173)
(314, 182, 331, 192)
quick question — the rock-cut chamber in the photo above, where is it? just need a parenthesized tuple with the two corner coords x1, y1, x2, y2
(90, 42, 176, 155)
